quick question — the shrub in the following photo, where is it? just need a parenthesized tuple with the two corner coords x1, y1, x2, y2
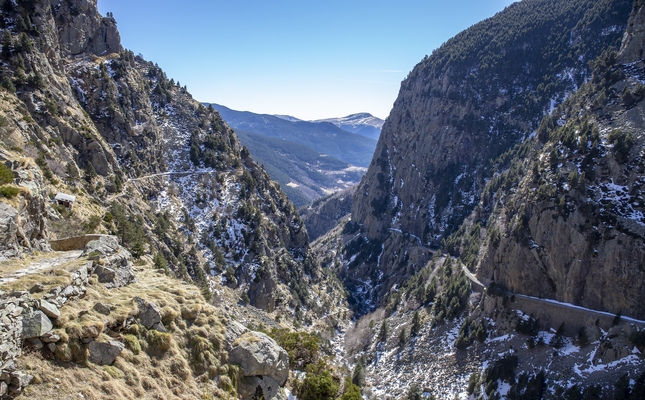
(124, 334, 141, 355)
(341, 377, 362, 400)
(0, 163, 13, 185)
(147, 330, 172, 352)
(296, 360, 339, 400)
(0, 185, 20, 198)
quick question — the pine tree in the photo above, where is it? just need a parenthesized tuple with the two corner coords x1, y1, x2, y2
(411, 310, 421, 336)
(378, 320, 388, 342)
(84, 162, 97, 182)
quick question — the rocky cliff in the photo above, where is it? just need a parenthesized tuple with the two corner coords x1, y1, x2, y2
(0, 0, 323, 316)
(473, 0, 645, 319)
(344, 0, 634, 312)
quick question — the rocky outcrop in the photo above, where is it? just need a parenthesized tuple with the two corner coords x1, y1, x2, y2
(53, 0, 122, 57)
(225, 323, 290, 400)
(87, 340, 124, 366)
(0, 163, 50, 260)
(619, 0, 645, 63)
(133, 297, 165, 332)
(83, 236, 135, 288)
(300, 185, 355, 241)
(229, 331, 289, 385)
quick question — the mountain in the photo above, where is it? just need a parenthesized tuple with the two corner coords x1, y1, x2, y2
(307, 0, 645, 397)
(346, 0, 634, 312)
(0, 1, 350, 399)
(313, 113, 384, 140)
(3, 0, 645, 399)
(208, 103, 377, 167)
(273, 114, 302, 122)
(234, 129, 365, 207)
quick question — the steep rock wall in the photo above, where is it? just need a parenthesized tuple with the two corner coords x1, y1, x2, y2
(345, 0, 632, 312)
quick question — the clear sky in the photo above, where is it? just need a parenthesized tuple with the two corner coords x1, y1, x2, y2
(98, 0, 516, 120)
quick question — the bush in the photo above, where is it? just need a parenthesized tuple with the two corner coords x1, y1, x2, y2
(0, 163, 13, 185)
(0, 185, 20, 198)
(341, 377, 362, 400)
(296, 360, 339, 400)
(124, 334, 141, 355)
(147, 330, 172, 352)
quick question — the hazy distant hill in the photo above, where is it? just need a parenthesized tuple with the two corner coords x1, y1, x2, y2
(234, 129, 366, 207)
(208, 104, 377, 167)
(313, 113, 384, 140)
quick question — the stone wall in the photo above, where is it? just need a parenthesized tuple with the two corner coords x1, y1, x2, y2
(0, 235, 133, 398)
(49, 234, 112, 251)
(0, 261, 90, 398)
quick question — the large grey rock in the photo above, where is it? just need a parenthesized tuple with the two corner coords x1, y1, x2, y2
(133, 297, 165, 331)
(93, 249, 135, 288)
(9, 371, 32, 388)
(229, 331, 289, 385)
(83, 236, 120, 258)
(0, 381, 6, 396)
(238, 375, 287, 400)
(88, 340, 124, 365)
(224, 321, 249, 350)
(22, 311, 53, 339)
(37, 299, 60, 319)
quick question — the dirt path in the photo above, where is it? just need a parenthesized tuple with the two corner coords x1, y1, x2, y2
(0, 250, 84, 286)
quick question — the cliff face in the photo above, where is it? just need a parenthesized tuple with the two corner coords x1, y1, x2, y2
(345, 0, 633, 312)
(475, 0, 645, 319)
(300, 185, 355, 241)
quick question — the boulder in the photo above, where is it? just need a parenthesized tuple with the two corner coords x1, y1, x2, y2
(29, 283, 45, 294)
(88, 340, 124, 365)
(9, 371, 32, 388)
(22, 311, 53, 339)
(229, 331, 289, 385)
(41, 332, 61, 343)
(224, 321, 249, 350)
(37, 299, 60, 319)
(82, 236, 120, 257)
(133, 297, 165, 331)
(0, 381, 6, 396)
(94, 258, 135, 288)
(238, 375, 287, 400)
(93, 302, 111, 315)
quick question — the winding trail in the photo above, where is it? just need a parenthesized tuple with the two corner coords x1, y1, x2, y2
(0, 250, 84, 286)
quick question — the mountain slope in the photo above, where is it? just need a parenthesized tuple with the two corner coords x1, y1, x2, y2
(0, 1, 352, 398)
(234, 129, 365, 207)
(343, 0, 633, 313)
(208, 103, 377, 167)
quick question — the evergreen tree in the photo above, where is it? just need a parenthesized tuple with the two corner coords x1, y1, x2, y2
(378, 320, 389, 342)
(0, 163, 13, 185)
(411, 310, 422, 336)
(351, 356, 365, 387)
(84, 162, 97, 182)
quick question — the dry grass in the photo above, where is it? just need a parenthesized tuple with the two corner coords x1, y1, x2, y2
(0, 251, 89, 295)
(17, 261, 239, 400)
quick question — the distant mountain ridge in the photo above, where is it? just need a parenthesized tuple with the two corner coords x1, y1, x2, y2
(208, 103, 377, 167)
(313, 113, 384, 140)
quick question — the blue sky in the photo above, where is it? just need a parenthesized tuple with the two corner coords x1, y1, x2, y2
(98, 0, 516, 120)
